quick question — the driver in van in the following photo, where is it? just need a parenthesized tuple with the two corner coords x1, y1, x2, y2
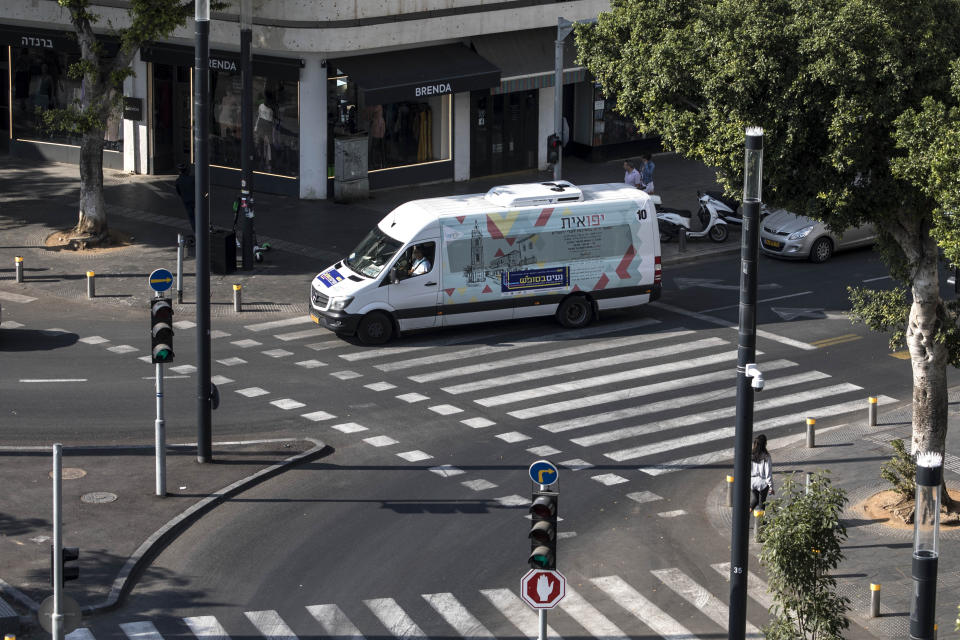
(407, 245, 432, 276)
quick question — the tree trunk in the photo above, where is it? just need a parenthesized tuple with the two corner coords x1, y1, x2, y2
(74, 128, 108, 240)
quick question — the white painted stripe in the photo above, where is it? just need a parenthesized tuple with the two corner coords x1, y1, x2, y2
(462, 479, 497, 491)
(244, 609, 298, 640)
(141, 375, 189, 379)
(183, 615, 231, 639)
(603, 385, 865, 461)
(271, 399, 306, 410)
(540, 369, 828, 434)
(108, 344, 138, 354)
(575, 376, 845, 448)
(496, 432, 530, 443)
(652, 567, 763, 637)
(341, 327, 528, 362)
(484, 349, 742, 409)
(496, 495, 529, 507)
(627, 491, 662, 504)
(217, 357, 247, 366)
(232, 339, 262, 348)
(211, 375, 234, 385)
(246, 316, 315, 331)
(480, 588, 561, 639)
(332, 422, 367, 433)
(119, 621, 163, 640)
(397, 450, 432, 462)
(236, 387, 269, 397)
(652, 301, 817, 350)
(461, 417, 495, 428)
(591, 575, 700, 640)
(711, 562, 774, 609)
(527, 445, 561, 456)
(423, 592, 495, 640)
(306, 340, 348, 351)
(301, 410, 336, 422)
(425, 328, 693, 386)
(429, 465, 465, 477)
(657, 510, 687, 518)
(210, 330, 230, 339)
(275, 328, 326, 341)
(138, 356, 153, 363)
(0, 320, 24, 328)
(66, 629, 97, 640)
(170, 364, 197, 374)
(510, 357, 792, 419)
(173, 320, 196, 329)
(863, 275, 892, 283)
(364, 597, 428, 639)
(341, 344, 435, 361)
(79, 336, 109, 344)
(295, 360, 326, 368)
(397, 392, 430, 403)
(560, 459, 594, 470)
(559, 587, 630, 640)
(430, 404, 463, 415)
(306, 604, 365, 640)
(364, 435, 399, 447)
(262, 349, 294, 358)
(0, 290, 37, 303)
(366, 381, 397, 391)
(592, 473, 628, 485)
(376, 318, 661, 372)
(700, 291, 813, 313)
(20, 378, 87, 383)
(331, 370, 362, 380)
(441, 332, 715, 393)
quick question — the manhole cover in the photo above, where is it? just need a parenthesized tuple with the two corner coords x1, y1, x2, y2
(81, 492, 117, 504)
(49, 468, 87, 480)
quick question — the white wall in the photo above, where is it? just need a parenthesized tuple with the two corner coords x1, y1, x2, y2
(453, 92, 470, 181)
(299, 53, 327, 199)
(122, 51, 149, 174)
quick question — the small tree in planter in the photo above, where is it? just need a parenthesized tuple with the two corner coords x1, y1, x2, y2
(880, 438, 918, 523)
(760, 472, 850, 640)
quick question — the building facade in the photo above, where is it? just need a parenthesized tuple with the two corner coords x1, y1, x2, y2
(0, 1, 654, 199)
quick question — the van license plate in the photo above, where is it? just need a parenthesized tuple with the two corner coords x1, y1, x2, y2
(762, 238, 782, 249)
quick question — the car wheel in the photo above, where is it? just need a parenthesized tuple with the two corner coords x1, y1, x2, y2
(809, 237, 833, 263)
(709, 224, 729, 243)
(357, 311, 393, 345)
(556, 295, 594, 329)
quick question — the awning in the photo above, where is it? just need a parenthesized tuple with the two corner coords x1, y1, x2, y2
(330, 44, 500, 104)
(470, 28, 587, 94)
(140, 43, 303, 82)
(0, 23, 120, 55)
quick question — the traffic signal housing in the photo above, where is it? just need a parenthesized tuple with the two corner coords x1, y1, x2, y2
(546, 134, 560, 165)
(150, 297, 175, 363)
(528, 491, 558, 569)
(50, 546, 80, 587)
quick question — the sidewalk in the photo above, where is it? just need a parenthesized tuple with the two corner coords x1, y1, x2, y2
(696, 391, 960, 639)
(0, 152, 735, 319)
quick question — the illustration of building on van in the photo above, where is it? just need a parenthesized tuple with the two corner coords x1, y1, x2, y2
(463, 220, 537, 285)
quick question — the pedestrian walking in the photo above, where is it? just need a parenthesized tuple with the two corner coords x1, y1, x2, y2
(623, 160, 642, 188)
(639, 153, 655, 193)
(750, 434, 774, 511)
(174, 163, 196, 234)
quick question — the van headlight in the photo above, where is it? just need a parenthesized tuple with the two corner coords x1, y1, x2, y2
(788, 225, 814, 240)
(329, 296, 354, 311)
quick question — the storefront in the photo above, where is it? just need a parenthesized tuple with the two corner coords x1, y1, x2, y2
(327, 43, 499, 191)
(1, 25, 123, 167)
(139, 43, 303, 196)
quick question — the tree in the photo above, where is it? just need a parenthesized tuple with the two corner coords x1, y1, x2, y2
(45, 0, 193, 244)
(575, 0, 960, 476)
(759, 472, 850, 640)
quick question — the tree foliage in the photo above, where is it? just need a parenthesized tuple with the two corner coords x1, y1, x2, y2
(575, 0, 960, 458)
(759, 472, 850, 640)
(880, 439, 916, 501)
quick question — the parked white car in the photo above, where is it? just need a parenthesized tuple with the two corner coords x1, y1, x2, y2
(759, 208, 876, 263)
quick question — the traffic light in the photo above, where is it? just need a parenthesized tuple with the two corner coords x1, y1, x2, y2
(528, 491, 558, 569)
(50, 546, 79, 587)
(547, 134, 560, 165)
(150, 298, 175, 363)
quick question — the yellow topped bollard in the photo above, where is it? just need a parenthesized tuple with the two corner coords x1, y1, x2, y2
(233, 283, 242, 312)
(86, 270, 96, 298)
(14, 256, 23, 283)
(806, 417, 816, 448)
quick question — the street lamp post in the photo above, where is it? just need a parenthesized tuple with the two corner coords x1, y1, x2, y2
(194, 0, 212, 462)
(728, 126, 763, 640)
(910, 452, 943, 640)
(239, 0, 255, 270)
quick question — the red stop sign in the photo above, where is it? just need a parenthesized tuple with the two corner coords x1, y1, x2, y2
(520, 569, 566, 609)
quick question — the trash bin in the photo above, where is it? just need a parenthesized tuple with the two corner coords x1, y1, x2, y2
(210, 228, 237, 275)
(334, 135, 369, 203)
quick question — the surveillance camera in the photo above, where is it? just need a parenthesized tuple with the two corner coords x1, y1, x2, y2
(745, 363, 764, 391)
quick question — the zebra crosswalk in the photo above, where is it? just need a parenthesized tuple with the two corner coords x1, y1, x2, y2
(78, 569, 773, 640)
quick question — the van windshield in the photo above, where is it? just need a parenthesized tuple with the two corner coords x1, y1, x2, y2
(345, 227, 404, 278)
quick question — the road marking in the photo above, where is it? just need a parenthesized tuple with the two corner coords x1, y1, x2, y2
(652, 301, 817, 350)
(173, 320, 196, 329)
(141, 375, 189, 379)
(244, 610, 298, 640)
(20, 378, 87, 383)
(365, 381, 397, 391)
(559, 587, 630, 640)
(810, 333, 862, 348)
(461, 417, 495, 428)
(217, 357, 247, 366)
(271, 399, 306, 410)
(364, 435, 398, 447)
(397, 450, 432, 462)
(430, 404, 463, 415)
(301, 410, 336, 422)
(652, 567, 763, 637)
(527, 445, 561, 456)
(66, 630, 96, 640)
(183, 615, 231, 639)
(306, 604, 365, 640)
(79, 336, 109, 344)
(711, 562, 775, 609)
(263, 348, 294, 358)
(559, 459, 594, 470)
(170, 365, 196, 374)
(307, 339, 349, 351)
(397, 392, 429, 403)
(657, 510, 687, 517)
(120, 621, 164, 640)
(108, 345, 138, 354)
(495, 495, 529, 507)
(429, 464, 465, 477)
(701, 291, 813, 313)
(480, 588, 561, 639)
(592, 473, 628, 485)
(423, 592, 495, 640)
(236, 387, 269, 397)
(332, 422, 367, 433)
(0, 290, 37, 303)
(591, 575, 700, 639)
(211, 375, 234, 385)
(210, 330, 230, 339)
(627, 491, 662, 504)
(245, 316, 314, 332)
(462, 479, 497, 491)
(496, 432, 530, 443)
(331, 370, 363, 380)
(275, 328, 326, 341)
(295, 359, 326, 368)
(862, 275, 892, 283)
(231, 339, 262, 348)
(891, 350, 911, 359)
(364, 597, 428, 640)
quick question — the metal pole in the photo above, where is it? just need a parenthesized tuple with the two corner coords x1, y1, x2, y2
(155, 361, 166, 497)
(538, 609, 547, 640)
(679, 227, 687, 252)
(910, 452, 943, 640)
(240, 0, 255, 270)
(553, 21, 565, 181)
(86, 271, 95, 298)
(195, 0, 212, 462)
(14, 256, 23, 283)
(726, 475, 734, 507)
(868, 396, 877, 427)
(728, 127, 763, 640)
(806, 417, 816, 448)
(176, 234, 184, 304)
(870, 583, 881, 618)
(52, 443, 63, 640)
(233, 284, 242, 312)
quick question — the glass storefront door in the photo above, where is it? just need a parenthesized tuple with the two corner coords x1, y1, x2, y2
(470, 89, 538, 177)
(151, 62, 191, 173)
(1, 48, 9, 154)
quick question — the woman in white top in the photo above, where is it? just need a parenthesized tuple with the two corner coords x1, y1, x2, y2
(750, 434, 774, 511)
(623, 160, 642, 188)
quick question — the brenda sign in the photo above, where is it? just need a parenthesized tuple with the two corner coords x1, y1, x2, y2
(415, 83, 452, 97)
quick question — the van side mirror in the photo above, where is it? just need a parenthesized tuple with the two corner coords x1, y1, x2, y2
(389, 268, 399, 285)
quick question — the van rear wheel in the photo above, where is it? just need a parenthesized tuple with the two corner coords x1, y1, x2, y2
(358, 311, 393, 345)
(557, 295, 594, 329)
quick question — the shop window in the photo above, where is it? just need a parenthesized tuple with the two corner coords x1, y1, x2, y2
(11, 46, 122, 150)
(210, 71, 299, 178)
(328, 72, 450, 177)
(592, 84, 652, 146)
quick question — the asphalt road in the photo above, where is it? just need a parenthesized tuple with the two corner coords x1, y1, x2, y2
(1, 246, 948, 638)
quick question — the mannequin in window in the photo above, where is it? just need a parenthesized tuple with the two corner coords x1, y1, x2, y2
(368, 104, 386, 169)
(255, 91, 275, 172)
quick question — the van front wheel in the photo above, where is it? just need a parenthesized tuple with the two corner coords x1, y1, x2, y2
(358, 311, 393, 345)
(557, 296, 594, 329)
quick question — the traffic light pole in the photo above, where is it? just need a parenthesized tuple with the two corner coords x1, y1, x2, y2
(52, 443, 63, 640)
(155, 335, 166, 497)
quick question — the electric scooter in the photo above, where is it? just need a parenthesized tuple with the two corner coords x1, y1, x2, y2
(656, 197, 729, 243)
(232, 197, 271, 262)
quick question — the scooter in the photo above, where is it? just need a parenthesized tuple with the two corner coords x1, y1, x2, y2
(232, 197, 271, 263)
(699, 190, 742, 225)
(656, 197, 728, 243)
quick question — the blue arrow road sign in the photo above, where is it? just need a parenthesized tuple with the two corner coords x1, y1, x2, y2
(148, 268, 174, 292)
(529, 460, 559, 486)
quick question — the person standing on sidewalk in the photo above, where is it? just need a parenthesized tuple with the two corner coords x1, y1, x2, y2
(750, 434, 774, 511)
(639, 153, 655, 193)
(623, 160, 642, 188)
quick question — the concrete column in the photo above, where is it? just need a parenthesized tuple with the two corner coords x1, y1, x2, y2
(453, 92, 470, 182)
(123, 50, 149, 174)
(538, 86, 553, 170)
(299, 52, 327, 199)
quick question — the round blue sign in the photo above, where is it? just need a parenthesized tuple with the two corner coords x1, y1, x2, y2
(529, 459, 559, 486)
(148, 268, 174, 292)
